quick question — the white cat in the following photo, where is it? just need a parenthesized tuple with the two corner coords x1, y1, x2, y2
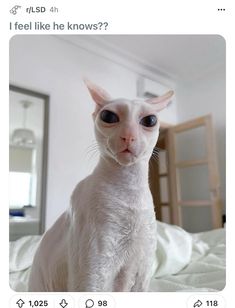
(28, 80, 173, 292)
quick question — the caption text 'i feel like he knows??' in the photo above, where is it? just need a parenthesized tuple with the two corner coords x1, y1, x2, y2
(10, 21, 109, 31)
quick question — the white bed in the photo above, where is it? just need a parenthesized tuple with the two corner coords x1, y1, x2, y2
(9, 221, 225, 292)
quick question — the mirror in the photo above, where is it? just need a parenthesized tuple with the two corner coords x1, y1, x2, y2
(9, 85, 49, 241)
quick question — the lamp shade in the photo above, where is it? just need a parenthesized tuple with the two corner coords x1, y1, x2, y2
(11, 128, 36, 147)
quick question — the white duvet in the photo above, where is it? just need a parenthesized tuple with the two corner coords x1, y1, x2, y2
(150, 222, 225, 291)
(9, 221, 225, 292)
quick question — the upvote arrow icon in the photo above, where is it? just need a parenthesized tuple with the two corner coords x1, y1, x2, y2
(16, 299, 25, 308)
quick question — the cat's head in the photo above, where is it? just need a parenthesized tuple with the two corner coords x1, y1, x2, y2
(85, 79, 174, 166)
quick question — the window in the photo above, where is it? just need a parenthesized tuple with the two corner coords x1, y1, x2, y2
(9, 172, 32, 208)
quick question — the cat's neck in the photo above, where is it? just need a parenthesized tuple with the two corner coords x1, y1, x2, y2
(93, 156, 149, 189)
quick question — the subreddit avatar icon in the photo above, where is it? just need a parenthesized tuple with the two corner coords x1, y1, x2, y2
(10, 5, 21, 15)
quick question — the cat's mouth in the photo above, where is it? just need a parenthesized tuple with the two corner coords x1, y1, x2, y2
(117, 147, 139, 165)
(120, 148, 132, 154)
(106, 145, 139, 165)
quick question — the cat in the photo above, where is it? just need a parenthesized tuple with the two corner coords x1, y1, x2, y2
(28, 80, 173, 292)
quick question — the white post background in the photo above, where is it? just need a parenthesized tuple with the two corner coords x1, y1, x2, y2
(1, 0, 234, 307)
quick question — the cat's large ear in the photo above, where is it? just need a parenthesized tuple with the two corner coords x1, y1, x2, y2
(146, 90, 174, 112)
(84, 78, 112, 107)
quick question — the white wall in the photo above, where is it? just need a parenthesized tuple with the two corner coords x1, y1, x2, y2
(176, 65, 226, 225)
(10, 35, 177, 229)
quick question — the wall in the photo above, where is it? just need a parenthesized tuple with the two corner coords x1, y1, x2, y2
(176, 65, 226, 230)
(10, 35, 178, 229)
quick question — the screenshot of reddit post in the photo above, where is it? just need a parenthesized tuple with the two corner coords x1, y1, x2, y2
(1, 0, 234, 307)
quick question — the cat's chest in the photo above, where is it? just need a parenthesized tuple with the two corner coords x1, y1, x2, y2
(72, 176, 155, 236)
(90, 188, 155, 234)
(72, 180, 156, 256)
(78, 180, 155, 225)
(95, 180, 152, 205)
(90, 200, 156, 255)
(92, 187, 153, 221)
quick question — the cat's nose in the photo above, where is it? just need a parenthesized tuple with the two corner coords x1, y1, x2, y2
(120, 135, 135, 144)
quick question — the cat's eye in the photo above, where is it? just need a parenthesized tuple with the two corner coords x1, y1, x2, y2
(140, 115, 157, 127)
(100, 110, 119, 124)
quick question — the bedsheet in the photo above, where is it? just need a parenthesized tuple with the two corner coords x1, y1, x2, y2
(9, 222, 225, 292)
(150, 224, 225, 291)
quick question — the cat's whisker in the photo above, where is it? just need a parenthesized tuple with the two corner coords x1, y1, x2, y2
(86, 146, 99, 156)
(151, 154, 159, 161)
(151, 147, 160, 162)
(152, 147, 160, 154)
(152, 146, 161, 158)
(88, 147, 99, 159)
(85, 140, 99, 150)
(86, 141, 99, 151)
(86, 148, 100, 163)
(152, 149, 160, 155)
(152, 151, 159, 157)
(150, 155, 160, 166)
(83, 141, 100, 164)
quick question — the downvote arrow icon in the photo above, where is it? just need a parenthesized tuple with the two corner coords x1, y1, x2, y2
(59, 299, 68, 308)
